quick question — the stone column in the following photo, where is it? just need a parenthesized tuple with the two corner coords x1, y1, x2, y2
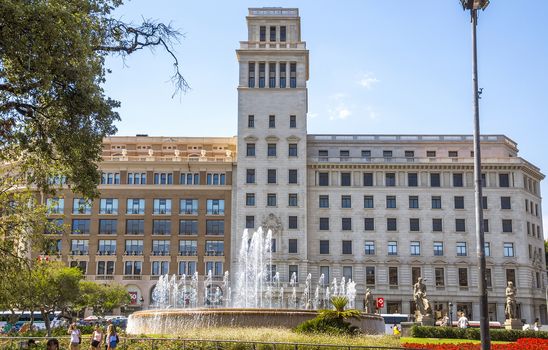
(275, 61, 280, 88)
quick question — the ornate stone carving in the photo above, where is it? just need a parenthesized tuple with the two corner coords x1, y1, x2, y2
(413, 277, 432, 321)
(364, 288, 375, 314)
(505, 281, 517, 320)
(261, 213, 282, 235)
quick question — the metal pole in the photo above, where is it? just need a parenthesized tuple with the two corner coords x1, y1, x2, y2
(470, 8, 490, 350)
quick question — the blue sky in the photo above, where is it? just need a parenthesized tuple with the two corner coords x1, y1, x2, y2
(103, 1, 548, 228)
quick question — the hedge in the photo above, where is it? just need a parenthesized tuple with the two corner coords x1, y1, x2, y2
(410, 325, 548, 342)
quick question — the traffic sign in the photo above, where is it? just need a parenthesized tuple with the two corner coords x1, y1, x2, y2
(376, 297, 385, 309)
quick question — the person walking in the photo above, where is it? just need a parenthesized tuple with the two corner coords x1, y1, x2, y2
(68, 323, 81, 350)
(106, 325, 119, 350)
(457, 312, 469, 329)
(90, 325, 103, 350)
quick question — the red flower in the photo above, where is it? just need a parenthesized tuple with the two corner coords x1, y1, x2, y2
(402, 338, 548, 350)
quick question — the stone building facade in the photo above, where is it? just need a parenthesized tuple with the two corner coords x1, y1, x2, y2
(42, 7, 546, 323)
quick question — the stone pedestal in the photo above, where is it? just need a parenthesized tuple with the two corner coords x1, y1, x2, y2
(419, 315, 436, 327)
(504, 319, 522, 330)
(400, 322, 419, 337)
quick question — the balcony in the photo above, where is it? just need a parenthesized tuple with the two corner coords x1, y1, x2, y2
(96, 275, 115, 280)
(97, 250, 116, 256)
(151, 251, 169, 256)
(205, 251, 224, 257)
(127, 209, 145, 215)
(179, 250, 198, 256)
(181, 209, 198, 215)
(153, 209, 171, 215)
(99, 208, 118, 215)
(124, 251, 144, 256)
(70, 250, 89, 256)
(207, 209, 224, 216)
(123, 275, 142, 280)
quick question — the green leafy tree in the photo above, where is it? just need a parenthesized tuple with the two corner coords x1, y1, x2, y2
(75, 281, 131, 316)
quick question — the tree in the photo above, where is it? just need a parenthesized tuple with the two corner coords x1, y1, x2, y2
(75, 281, 130, 316)
(0, 0, 188, 198)
(295, 296, 362, 335)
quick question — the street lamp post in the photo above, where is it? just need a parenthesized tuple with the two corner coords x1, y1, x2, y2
(449, 302, 453, 327)
(460, 1, 490, 349)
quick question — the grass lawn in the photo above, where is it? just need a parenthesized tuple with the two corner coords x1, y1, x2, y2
(131, 327, 400, 347)
(400, 337, 512, 345)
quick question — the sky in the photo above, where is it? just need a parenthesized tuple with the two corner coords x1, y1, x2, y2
(103, 0, 548, 231)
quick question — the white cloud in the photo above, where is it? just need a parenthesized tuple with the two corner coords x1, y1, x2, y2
(358, 73, 379, 89)
(329, 106, 352, 120)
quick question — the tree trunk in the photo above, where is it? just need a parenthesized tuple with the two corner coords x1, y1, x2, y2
(41, 308, 51, 337)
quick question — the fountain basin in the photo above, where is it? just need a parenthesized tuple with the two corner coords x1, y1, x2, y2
(127, 308, 385, 335)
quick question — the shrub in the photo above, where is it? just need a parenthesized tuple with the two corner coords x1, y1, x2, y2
(410, 325, 548, 342)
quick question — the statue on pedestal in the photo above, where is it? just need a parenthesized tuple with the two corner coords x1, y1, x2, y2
(364, 288, 375, 314)
(413, 277, 432, 322)
(505, 281, 517, 320)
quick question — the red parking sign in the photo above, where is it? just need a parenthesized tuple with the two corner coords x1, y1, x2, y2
(376, 297, 385, 309)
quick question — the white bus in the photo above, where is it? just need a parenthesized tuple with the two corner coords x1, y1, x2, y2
(381, 313, 412, 334)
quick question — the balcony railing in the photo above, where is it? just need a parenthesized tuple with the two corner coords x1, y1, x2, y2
(124, 251, 144, 256)
(123, 275, 142, 280)
(308, 156, 528, 165)
(96, 275, 115, 280)
(181, 209, 198, 215)
(97, 250, 116, 256)
(179, 250, 198, 256)
(205, 251, 224, 257)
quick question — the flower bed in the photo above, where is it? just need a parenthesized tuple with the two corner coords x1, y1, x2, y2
(403, 337, 548, 350)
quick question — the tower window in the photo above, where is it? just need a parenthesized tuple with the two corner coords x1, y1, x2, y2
(259, 26, 266, 42)
(248, 62, 255, 88)
(269, 63, 276, 88)
(290, 115, 296, 128)
(269, 115, 276, 128)
(279, 63, 286, 88)
(248, 115, 254, 128)
(280, 26, 286, 42)
(258, 63, 265, 88)
(269, 26, 276, 41)
(290, 63, 297, 88)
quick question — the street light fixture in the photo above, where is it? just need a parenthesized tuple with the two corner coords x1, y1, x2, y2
(460, 1, 490, 349)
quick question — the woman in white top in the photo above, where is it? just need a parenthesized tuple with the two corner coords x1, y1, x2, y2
(457, 313, 469, 329)
(90, 325, 103, 350)
(67, 323, 81, 350)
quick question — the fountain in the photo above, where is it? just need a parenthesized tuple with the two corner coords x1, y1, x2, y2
(126, 228, 384, 334)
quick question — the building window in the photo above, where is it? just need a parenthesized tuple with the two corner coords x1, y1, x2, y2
(269, 26, 276, 41)
(248, 63, 256, 87)
(151, 261, 169, 275)
(206, 199, 225, 215)
(320, 266, 330, 285)
(503, 242, 515, 257)
(98, 239, 116, 255)
(246, 193, 255, 206)
(410, 218, 420, 232)
(178, 261, 196, 275)
(99, 198, 118, 214)
(71, 219, 90, 234)
(456, 242, 467, 256)
(453, 173, 463, 187)
(455, 219, 466, 232)
(152, 220, 171, 235)
(387, 218, 397, 231)
(364, 218, 375, 231)
(405, 150, 415, 159)
(245, 216, 254, 229)
(289, 265, 298, 283)
(432, 218, 443, 232)
(506, 269, 516, 285)
(410, 241, 420, 256)
(430, 173, 441, 187)
(385, 173, 396, 186)
(126, 220, 144, 235)
(288, 169, 298, 184)
(433, 241, 444, 256)
(482, 196, 488, 209)
(72, 198, 92, 214)
(290, 115, 296, 128)
(266, 169, 276, 184)
(427, 150, 436, 157)
(270, 239, 276, 253)
(364, 241, 375, 255)
(153, 199, 172, 215)
(179, 220, 198, 235)
(127, 199, 145, 215)
(259, 26, 266, 41)
(246, 169, 256, 184)
(205, 241, 224, 256)
(153, 173, 173, 185)
(124, 261, 142, 275)
(502, 219, 513, 233)
(98, 219, 117, 235)
(127, 172, 146, 185)
(362, 150, 371, 161)
(484, 242, 491, 256)
(288, 239, 298, 254)
(499, 173, 510, 187)
(101, 172, 120, 185)
(152, 240, 170, 255)
(435, 268, 445, 287)
(340, 150, 350, 161)
(206, 220, 224, 235)
(180, 173, 199, 185)
(206, 173, 226, 185)
(383, 150, 393, 160)
(279, 63, 286, 88)
(288, 193, 298, 207)
(180, 199, 198, 215)
(343, 266, 353, 281)
(319, 195, 329, 208)
(388, 241, 398, 256)
(70, 239, 89, 255)
(246, 143, 256, 157)
(342, 240, 352, 254)
(70, 260, 87, 273)
(97, 261, 115, 275)
(454, 196, 464, 209)
(319, 172, 329, 186)
(318, 150, 328, 161)
(365, 267, 375, 286)
(340, 172, 351, 186)
(269, 115, 276, 128)
(280, 26, 286, 42)
(288, 143, 298, 157)
(267, 193, 277, 207)
(483, 219, 489, 232)
(389, 267, 398, 286)
(248, 114, 255, 127)
(290, 63, 297, 88)
(386, 196, 397, 209)
(319, 218, 330, 230)
(363, 173, 373, 186)
(500, 197, 511, 209)
(364, 196, 374, 208)
(319, 240, 330, 254)
(342, 218, 352, 231)
(259, 62, 265, 88)
(459, 268, 468, 287)
(269, 63, 276, 88)
(408, 173, 418, 187)
(205, 261, 224, 276)
(409, 196, 419, 209)
(288, 216, 298, 229)
(431, 196, 442, 209)
(45, 218, 64, 235)
(341, 195, 352, 208)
